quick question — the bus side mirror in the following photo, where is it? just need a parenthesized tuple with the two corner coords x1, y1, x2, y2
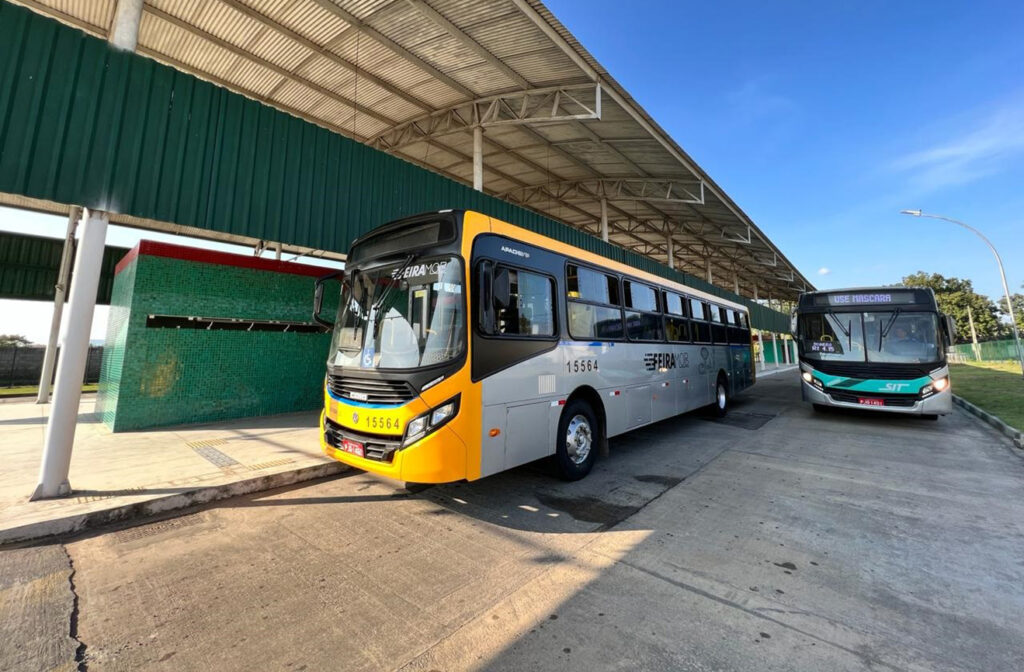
(790, 309, 798, 337)
(313, 271, 344, 328)
(493, 267, 511, 310)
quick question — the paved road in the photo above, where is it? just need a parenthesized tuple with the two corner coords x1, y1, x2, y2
(4, 374, 1024, 671)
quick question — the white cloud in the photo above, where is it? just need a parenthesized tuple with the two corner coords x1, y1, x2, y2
(818, 267, 831, 276)
(890, 98, 1024, 193)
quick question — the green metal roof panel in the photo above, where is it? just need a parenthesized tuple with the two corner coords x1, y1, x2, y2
(0, 1, 788, 332)
(0, 231, 127, 304)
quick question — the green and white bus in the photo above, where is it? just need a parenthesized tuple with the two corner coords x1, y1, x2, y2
(792, 288, 956, 417)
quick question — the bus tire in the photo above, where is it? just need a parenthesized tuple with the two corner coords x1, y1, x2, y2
(555, 399, 598, 481)
(714, 374, 729, 417)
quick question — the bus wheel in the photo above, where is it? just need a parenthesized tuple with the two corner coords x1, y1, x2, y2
(714, 375, 729, 417)
(556, 400, 598, 481)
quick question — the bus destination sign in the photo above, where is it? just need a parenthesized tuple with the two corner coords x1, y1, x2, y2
(814, 291, 916, 307)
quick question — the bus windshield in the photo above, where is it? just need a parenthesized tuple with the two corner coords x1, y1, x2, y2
(329, 256, 464, 370)
(798, 311, 941, 365)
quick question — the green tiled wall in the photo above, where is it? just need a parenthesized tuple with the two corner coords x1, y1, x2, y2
(97, 250, 337, 432)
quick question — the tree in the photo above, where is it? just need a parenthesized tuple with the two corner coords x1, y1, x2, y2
(0, 334, 31, 347)
(997, 286, 1024, 333)
(901, 272, 1001, 343)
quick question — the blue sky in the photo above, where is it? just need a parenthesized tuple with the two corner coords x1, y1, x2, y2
(2, 1, 1023, 342)
(547, 0, 1024, 301)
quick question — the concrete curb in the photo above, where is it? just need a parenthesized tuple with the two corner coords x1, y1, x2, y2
(0, 461, 347, 547)
(756, 365, 798, 379)
(953, 394, 1024, 450)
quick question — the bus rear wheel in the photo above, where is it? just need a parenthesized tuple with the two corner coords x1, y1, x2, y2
(714, 375, 729, 417)
(555, 399, 598, 481)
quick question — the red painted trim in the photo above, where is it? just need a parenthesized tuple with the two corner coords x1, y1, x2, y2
(113, 240, 339, 278)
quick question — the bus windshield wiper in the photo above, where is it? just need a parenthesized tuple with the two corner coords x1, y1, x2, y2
(881, 308, 902, 338)
(371, 253, 417, 335)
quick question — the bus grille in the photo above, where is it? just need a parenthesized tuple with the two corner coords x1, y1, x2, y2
(328, 375, 415, 404)
(812, 361, 934, 380)
(323, 418, 399, 463)
(827, 389, 917, 408)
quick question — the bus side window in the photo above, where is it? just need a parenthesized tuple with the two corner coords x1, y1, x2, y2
(708, 304, 727, 344)
(689, 298, 710, 343)
(664, 291, 690, 343)
(567, 264, 623, 340)
(623, 280, 664, 341)
(490, 266, 556, 337)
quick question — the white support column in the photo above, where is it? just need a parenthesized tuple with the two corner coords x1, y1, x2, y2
(600, 198, 608, 242)
(472, 126, 483, 192)
(733, 273, 740, 295)
(753, 284, 759, 302)
(757, 330, 766, 368)
(37, 206, 81, 404)
(32, 209, 109, 500)
(705, 258, 712, 285)
(771, 330, 780, 369)
(275, 242, 282, 261)
(782, 335, 791, 364)
(108, 0, 143, 51)
(666, 230, 675, 270)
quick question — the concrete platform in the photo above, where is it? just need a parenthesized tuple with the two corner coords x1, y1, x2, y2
(0, 397, 343, 545)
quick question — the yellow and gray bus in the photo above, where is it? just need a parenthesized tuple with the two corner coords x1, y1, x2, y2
(313, 210, 755, 483)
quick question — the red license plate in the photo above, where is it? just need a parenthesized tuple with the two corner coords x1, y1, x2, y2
(857, 397, 885, 407)
(340, 438, 364, 458)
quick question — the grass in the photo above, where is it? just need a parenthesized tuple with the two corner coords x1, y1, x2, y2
(948, 362, 1024, 431)
(0, 383, 98, 398)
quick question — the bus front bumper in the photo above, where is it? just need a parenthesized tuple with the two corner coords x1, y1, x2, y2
(802, 380, 952, 415)
(319, 411, 469, 483)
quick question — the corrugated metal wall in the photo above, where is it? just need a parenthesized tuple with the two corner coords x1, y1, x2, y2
(0, 1, 789, 332)
(0, 231, 126, 303)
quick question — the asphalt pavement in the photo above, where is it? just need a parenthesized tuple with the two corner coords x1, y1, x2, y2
(3, 373, 1023, 671)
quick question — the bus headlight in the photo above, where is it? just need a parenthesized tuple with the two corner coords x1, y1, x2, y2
(431, 400, 457, 426)
(922, 377, 949, 398)
(802, 372, 813, 383)
(404, 395, 460, 447)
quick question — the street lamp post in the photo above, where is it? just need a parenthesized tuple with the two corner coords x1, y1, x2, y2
(900, 209, 1024, 377)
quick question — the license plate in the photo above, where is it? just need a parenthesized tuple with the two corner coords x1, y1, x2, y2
(857, 397, 885, 407)
(340, 438, 364, 458)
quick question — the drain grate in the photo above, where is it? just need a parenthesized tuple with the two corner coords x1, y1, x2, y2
(113, 515, 203, 542)
(191, 444, 241, 468)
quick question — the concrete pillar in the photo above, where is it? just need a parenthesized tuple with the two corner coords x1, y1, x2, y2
(275, 242, 282, 261)
(600, 198, 608, 242)
(757, 331, 766, 368)
(771, 331, 780, 369)
(472, 126, 483, 192)
(705, 258, 712, 285)
(753, 284, 759, 302)
(666, 230, 674, 270)
(32, 209, 109, 500)
(782, 335, 791, 364)
(37, 206, 81, 404)
(733, 273, 740, 295)
(108, 0, 144, 51)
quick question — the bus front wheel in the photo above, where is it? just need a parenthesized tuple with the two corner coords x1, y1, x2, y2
(555, 399, 598, 481)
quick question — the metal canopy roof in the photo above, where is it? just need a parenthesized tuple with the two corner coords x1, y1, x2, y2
(13, 0, 812, 300)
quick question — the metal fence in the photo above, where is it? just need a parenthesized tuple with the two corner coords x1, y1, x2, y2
(0, 346, 103, 388)
(948, 339, 1021, 363)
